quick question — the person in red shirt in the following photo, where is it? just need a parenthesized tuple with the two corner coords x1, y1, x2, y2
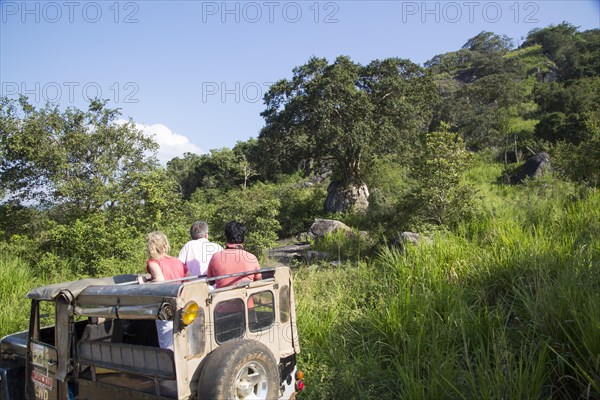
(207, 221, 261, 288)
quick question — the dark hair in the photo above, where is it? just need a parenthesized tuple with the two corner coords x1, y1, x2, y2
(224, 221, 245, 244)
(190, 221, 208, 240)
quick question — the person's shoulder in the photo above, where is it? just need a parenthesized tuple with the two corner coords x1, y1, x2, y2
(180, 240, 193, 248)
(243, 250, 259, 261)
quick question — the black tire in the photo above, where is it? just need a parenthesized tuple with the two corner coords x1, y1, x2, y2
(197, 340, 279, 400)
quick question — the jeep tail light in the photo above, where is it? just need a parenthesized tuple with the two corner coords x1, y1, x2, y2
(181, 301, 199, 325)
(296, 370, 305, 391)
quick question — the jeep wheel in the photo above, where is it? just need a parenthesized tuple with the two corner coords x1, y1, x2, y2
(197, 340, 279, 400)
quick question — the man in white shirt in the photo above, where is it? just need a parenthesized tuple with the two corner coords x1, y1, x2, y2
(178, 221, 223, 276)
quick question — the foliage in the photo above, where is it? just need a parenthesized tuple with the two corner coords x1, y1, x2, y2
(310, 229, 374, 263)
(533, 77, 600, 144)
(437, 72, 526, 150)
(44, 212, 145, 277)
(0, 251, 39, 337)
(209, 183, 281, 257)
(166, 152, 204, 199)
(524, 23, 600, 81)
(0, 97, 158, 218)
(361, 155, 410, 231)
(294, 163, 600, 400)
(462, 31, 514, 55)
(395, 123, 480, 230)
(167, 141, 261, 198)
(552, 111, 600, 187)
(276, 182, 327, 237)
(426, 31, 515, 77)
(259, 56, 438, 184)
(117, 168, 184, 231)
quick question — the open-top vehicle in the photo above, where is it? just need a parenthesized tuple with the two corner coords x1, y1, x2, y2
(0, 266, 304, 400)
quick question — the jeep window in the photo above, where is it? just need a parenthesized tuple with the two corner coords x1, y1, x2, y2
(249, 291, 274, 332)
(214, 299, 245, 343)
(36, 300, 57, 345)
(279, 285, 290, 324)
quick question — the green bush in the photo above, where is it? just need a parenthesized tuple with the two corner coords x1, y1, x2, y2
(210, 183, 281, 257)
(362, 155, 410, 231)
(45, 213, 144, 277)
(552, 111, 600, 187)
(276, 183, 326, 237)
(395, 123, 482, 231)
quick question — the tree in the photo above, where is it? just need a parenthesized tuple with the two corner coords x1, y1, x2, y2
(210, 183, 281, 256)
(259, 56, 437, 212)
(0, 97, 158, 219)
(523, 22, 578, 61)
(424, 49, 472, 74)
(533, 77, 600, 144)
(166, 152, 204, 199)
(438, 73, 526, 150)
(462, 31, 514, 55)
(167, 141, 261, 196)
(552, 111, 600, 187)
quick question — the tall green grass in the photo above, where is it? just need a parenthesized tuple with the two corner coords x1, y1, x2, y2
(294, 165, 599, 399)
(0, 253, 38, 337)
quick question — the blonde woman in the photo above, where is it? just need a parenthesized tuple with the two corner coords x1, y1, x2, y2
(145, 231, 188, 350)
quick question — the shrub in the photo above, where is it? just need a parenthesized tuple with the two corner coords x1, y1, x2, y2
(45, 213, 144, 277)
(210, 183, 281, 257)
(395, 123, 482, 231)
(277, 184, 326, 237)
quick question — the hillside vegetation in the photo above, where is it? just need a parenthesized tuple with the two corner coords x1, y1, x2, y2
(0, 22, 599, 398)
(295, 162, 600, 399)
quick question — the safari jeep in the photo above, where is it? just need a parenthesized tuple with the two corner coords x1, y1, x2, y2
(0, 266, 304, 399)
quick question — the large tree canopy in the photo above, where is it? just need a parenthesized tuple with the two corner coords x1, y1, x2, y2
(0, 97, 158, 218)
(258, 56, 438, 184)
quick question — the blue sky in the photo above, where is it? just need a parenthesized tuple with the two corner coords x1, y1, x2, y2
(1, 0, 599, 163)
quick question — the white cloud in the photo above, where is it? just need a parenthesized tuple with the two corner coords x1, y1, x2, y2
(116, 119, 204, 165)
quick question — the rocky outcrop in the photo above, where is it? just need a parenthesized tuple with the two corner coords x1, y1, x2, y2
(296, 171, 331, 188)
(511, 152, 552, 183)
(324, 180, 369, 214)
(391, 231, 432, 253)
(308, 219, 354, 239)
(529, 64, 559, 83)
